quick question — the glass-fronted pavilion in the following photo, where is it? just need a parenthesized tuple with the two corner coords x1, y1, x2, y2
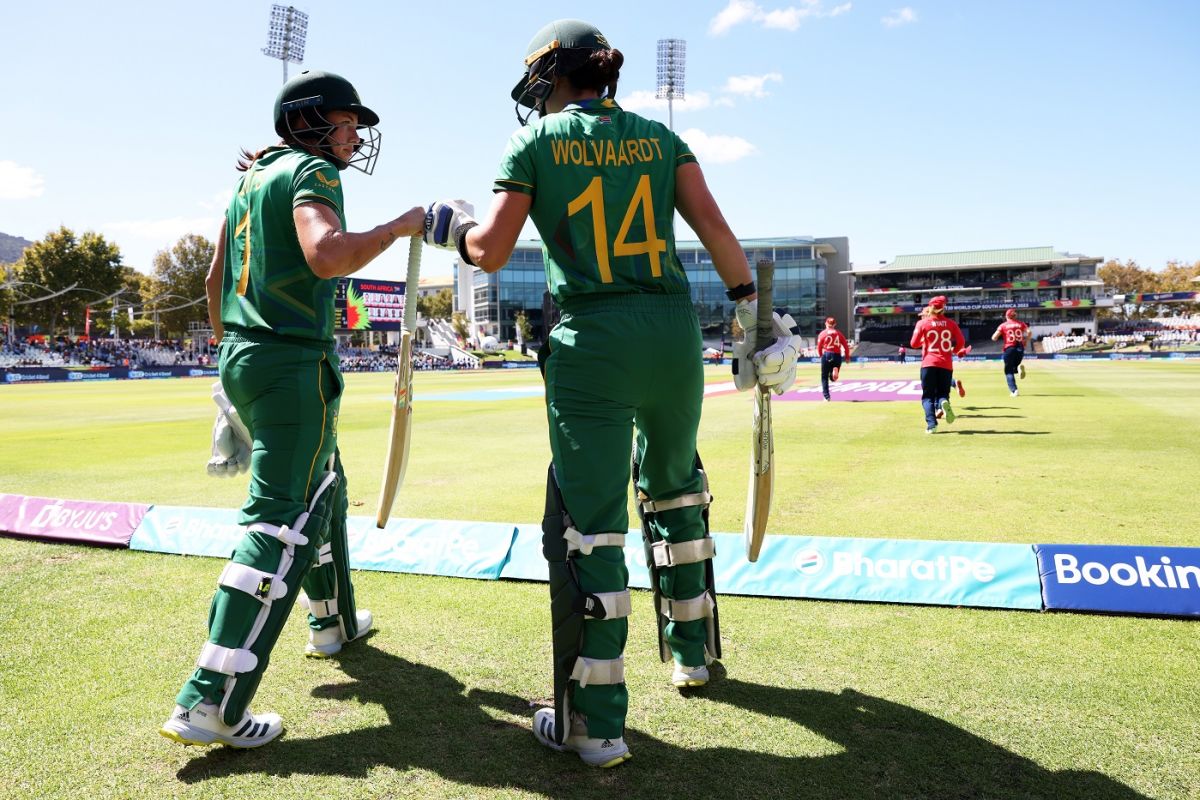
(455, 235, 850, 346)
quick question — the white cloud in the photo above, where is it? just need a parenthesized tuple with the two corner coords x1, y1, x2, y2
(619, 89, 715, 113)
(0, 161, 46, 200)
(680, 129, 756, 164)
(709, 0, 851, 35)
(723, 72, 784, 98)
(198, 189, 233, 212)
(882, 7, 917, 27)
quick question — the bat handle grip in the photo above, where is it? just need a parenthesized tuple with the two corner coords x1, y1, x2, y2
(754, 260, 775, 355)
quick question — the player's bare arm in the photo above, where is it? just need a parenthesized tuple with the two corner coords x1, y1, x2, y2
(675, 162, 755, 297)
(463, 191, 531, 272)
(294, 202, 425, 279)
(205, 219, 227, 344)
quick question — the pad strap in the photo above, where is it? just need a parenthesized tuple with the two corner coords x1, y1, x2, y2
(570, 655, 625, 688)
(247, 522, 309, 547)
(639, 491, 712, 514)
(564, 527, 626, 556)
(659, 591, 716, 623)
(317, 542, 334, 566)
(218, 561, 289, 602)
(579, 590, 632, 620)
(308, 598, 338, 619)
(197, 641, 259, 676)
(651, 537, 716, 568)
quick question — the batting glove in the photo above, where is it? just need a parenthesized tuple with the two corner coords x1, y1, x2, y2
(754, 311, 801, 395)
(423, 199, 477, 252)
(731, 299, 759, 391)
(207, 382, 252, 478)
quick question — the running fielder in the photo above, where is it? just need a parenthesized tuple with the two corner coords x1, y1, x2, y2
(815, 316, 850, 401)
(992, 308, 1031, 396)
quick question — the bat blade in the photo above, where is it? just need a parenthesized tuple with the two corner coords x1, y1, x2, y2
(745, 258, 775, 562)
(744, 384, 773, 562)
(376, 331, 413, 528)
(375, 236, 422, 528)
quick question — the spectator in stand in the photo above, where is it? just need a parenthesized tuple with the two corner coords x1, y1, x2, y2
(910, 296, 966, 434)
(815, 316, 850, 402)
(991, 308, 1031, 396)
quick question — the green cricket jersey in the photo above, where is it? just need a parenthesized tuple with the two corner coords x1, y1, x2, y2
(494, 99, 697, 304)
(221, 147, 347, 343)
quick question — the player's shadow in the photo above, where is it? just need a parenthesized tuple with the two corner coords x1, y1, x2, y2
(952, 429, 1050, 436)
(962, 406, 1017, 411)
(175, 645, 1147, 799)
(956, 414, 1024, 419)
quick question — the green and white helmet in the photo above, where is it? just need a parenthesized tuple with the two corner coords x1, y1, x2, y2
(511, 19, 611, 124)
(273, 70, 382, 174)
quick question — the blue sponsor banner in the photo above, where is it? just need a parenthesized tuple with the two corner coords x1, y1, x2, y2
(503, 530, 1041, 609)
(715, 535, 1043, 609)
(1036, 544, 1200, 617)
(130, 506, 517, 581)
(130, 505, 243, 558)
(355, 517, 516, 580)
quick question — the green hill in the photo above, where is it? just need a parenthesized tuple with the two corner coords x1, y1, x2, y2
(0, 231, 33, 264)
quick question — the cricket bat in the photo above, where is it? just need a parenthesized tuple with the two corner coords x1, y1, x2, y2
(744, 259, 775, 562)
(375, 235, 422, 528)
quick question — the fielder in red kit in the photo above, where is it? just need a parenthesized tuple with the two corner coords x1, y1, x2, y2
(992, 308, 1031, 396)
(815, 317, 850, 401)
(910, 296, 966, 433)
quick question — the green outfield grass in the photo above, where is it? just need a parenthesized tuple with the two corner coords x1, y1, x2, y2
(1, 361, 1198, 799)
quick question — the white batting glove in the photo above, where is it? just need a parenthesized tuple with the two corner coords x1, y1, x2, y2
(731, 299, 759, 391)
(423, 199, 477, 251)
(207, 382, 252, 478)
(754, 311, 802, 395)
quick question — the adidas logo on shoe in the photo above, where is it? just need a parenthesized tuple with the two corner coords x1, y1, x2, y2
(176, 711, 190, 722)
(601, 739, 614, 749)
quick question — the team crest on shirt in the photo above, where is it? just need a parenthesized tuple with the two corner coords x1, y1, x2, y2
(597, 115, 612, 125)
(315, 172, 340, 189)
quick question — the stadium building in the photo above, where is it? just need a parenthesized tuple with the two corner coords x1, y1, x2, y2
(849, 246, 1110, 350)
(454, 235, 851, 346)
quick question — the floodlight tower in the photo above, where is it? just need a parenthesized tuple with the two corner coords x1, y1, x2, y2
(656, 39, 686, 130)
(262, 5, 309, 85)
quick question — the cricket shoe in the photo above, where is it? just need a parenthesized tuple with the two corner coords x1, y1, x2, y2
(940, 400, 956, 424)
(532, 709, 631, 768)
(957, 380, 966, 398)
(926, 425, 937, 435)
(672, 663, 710, 688)
(935, 406, 945, 420)
(831, 366, 840, 382)
(305, 610, 374, 658)
(1011, 390, 1019, 397)
(1019, 364, 1026, 380)
(160, 702, 282, 748)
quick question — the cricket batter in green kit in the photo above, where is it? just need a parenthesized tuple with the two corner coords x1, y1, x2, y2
(160, 70, 425, 749)
(424, 20, 800, 768)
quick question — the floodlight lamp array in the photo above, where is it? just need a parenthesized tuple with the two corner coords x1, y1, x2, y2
(655, 38, 686, 100)
(262, 5, 308, 64)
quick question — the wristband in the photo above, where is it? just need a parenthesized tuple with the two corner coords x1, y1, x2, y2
(725, 282, 755, 301)
(453, 222, 479, 267)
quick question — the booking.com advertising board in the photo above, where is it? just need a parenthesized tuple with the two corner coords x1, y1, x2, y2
(1037, 544, 1200, 617)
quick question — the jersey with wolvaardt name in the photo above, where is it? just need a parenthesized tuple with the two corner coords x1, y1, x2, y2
(494, 98, 697, 303)
(817, 329, 849, 356)
(995, 320, 1029, 349)
(221, 146, 347, 343)
(910, 317, 965, 370)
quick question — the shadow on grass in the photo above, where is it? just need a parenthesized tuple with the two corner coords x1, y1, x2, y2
(951, 429, 1050, 436)
(956, 414, 1024, 419)
(175, 645, 1147, 800)
(962, 406, 1018, 411)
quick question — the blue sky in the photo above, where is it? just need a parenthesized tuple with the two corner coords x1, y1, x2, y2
(1, 0, 1196, 282)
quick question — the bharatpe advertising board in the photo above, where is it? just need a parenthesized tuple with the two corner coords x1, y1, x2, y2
(717, 535, 1044, 609)
(335, 277, 407, 332)
(0, 493, 149, 547)
(1037, 544, 1200, 617)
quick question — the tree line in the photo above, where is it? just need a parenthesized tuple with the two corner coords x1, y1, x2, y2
(1097, 259, 1200, 319)
(2, 226, 458, 342)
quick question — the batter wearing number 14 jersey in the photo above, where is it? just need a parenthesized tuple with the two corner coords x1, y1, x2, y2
(910, 296, 966, 433)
